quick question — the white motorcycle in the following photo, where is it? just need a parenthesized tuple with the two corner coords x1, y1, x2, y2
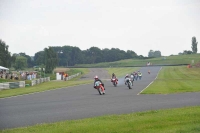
(125, 78, 132, 89)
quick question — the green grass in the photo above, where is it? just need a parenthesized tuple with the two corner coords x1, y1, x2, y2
(69, 68, 90, 81)
(106, 67, 139, 78)
(75, 54, 200, 67)
(0, 80, 93, 98)
(142, 66, 200, 94)
(0, 68, 91, 98)
(0, 78, 14, 83)
(1, 106, 200, 133)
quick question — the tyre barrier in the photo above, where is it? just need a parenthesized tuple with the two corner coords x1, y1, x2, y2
(31, 77, 50, 86)
(0, 81, 25, 90)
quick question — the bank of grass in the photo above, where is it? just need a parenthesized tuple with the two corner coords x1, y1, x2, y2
(142, 66, 200, 94)
(106, 67, 139, 78)
(1, 106, 200, 133)
(0, 80, 93, 98)
(75, 54, 200, 67)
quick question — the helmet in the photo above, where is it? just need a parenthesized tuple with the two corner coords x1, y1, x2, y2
(94, 75, 98, 79)
(126, 74, 129, 77)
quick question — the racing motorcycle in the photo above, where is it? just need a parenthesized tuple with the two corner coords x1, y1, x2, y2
(94, 81, 105, 95)
(125, 78, 132, 89)
(111, 78, 118, 87)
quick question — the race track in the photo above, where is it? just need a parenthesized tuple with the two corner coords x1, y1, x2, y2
(0, 66, 200, 129)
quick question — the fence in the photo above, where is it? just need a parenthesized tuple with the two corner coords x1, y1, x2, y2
(66, 73, 81, 80)
(31, 77, 50, 86)
(0, 81, 25, 90)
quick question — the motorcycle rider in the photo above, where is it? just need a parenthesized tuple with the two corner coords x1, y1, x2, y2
(94, 75, 105, 90)
(111, 73, 118, 84)
(138, 71, 142, 80)
(124, 74, 133, 86)
(111, 73, 116, 79)
(130, 72, 134, 85)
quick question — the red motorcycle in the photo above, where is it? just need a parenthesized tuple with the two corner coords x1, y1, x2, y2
(94, 81, 105, 95)
(111, 78, 118, 87)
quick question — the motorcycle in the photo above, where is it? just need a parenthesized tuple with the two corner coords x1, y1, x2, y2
(94, 81, 105, 95)
(111, 78, 118, 87)
(125, 78, 132, 89)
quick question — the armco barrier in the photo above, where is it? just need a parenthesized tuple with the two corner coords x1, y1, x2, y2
(0, 81, 25, 90)
(31, 77, 50, 86)
(66, 73, 80, 80)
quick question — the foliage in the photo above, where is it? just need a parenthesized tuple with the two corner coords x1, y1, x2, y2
(33, 46, 139, 67)
(44, 47, 58, 73)
(13, 56, 27, 70)
(179, 50, 193, 55)
(18, 52, 35, 67)
(0, 39, 12, 67)
(191, 36, 198, 53)
(34, 51, 45, 66)
(148, 50, 161, 57)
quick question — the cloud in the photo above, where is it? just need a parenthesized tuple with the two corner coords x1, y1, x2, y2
(0, 0, 200, 56)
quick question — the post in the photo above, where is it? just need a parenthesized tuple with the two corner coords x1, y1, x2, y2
(39, 68, 41, 78)
(43, 68, 45, 78)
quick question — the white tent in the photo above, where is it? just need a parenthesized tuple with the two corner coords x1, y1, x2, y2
(0, 66, 9, 70)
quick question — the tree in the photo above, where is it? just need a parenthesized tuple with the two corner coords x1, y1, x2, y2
(191, 37, 198, 53)
(154, 51, 161, 57)
(148, 50, 154, 57)
(14, 56, 27, 70)
(34, 51, 45, 66)
(0, 39, 12, 67)
(148, 50, 161, 57)
(183, 50, 193, 54)
(44, 47, 58, 73)
(19, 52, 34, 67)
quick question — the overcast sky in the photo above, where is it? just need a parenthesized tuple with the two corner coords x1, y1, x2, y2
(0, 0, 200, 57)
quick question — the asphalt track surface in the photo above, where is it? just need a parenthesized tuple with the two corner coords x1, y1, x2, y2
(0, 66, 200, 129)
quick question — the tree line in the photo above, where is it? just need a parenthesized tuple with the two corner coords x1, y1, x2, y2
(0, 40, 145, 72)
(0, 36, 198, 73)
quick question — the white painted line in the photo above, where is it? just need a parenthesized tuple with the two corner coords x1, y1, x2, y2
(137, 67, 162, 95)
(0, 83, 91, 100)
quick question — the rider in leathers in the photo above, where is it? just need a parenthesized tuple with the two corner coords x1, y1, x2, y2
(93, 75, 105, 90)
(124, 74, 133, 86)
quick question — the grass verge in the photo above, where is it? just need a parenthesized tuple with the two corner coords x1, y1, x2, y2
(142, 66, 200, 94)
(106, 67, 140, 78)
(0, 80, 92, 98)
(1, 106, 200, 133)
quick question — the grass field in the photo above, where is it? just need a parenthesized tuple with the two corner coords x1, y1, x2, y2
(1, 106, 200, 133)
(142, 66, 200, 94)
(75, 54, 200, 67)
(106, 67, 140, 78)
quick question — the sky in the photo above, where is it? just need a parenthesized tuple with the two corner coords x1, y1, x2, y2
(0, 0, 200, 57)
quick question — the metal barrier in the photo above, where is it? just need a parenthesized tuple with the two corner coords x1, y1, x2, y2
(31, 77, 50, 86)
(0, 81, 25, 90)
(66, 73, 80, 80)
